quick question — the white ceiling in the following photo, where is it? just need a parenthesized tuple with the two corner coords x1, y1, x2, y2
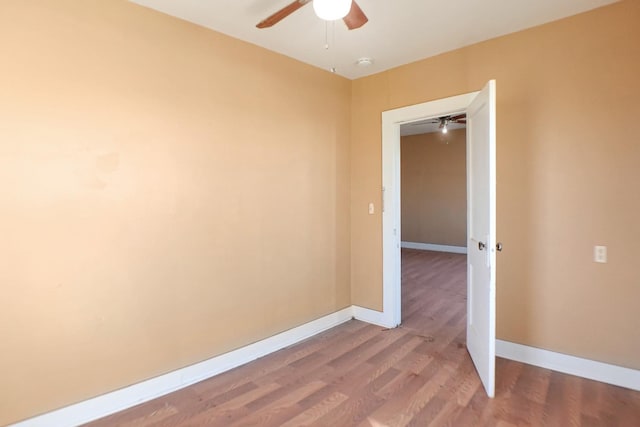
(129, 0, 618, 79)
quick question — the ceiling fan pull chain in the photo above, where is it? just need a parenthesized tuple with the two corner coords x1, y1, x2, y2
(324, 20, 337, 73)
(331, 20, 337, 73)
(324, 21, 329, 50)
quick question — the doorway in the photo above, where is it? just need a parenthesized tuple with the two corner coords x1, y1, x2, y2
(398, 120, 468, 357)
(379, 82, 497, 397)
(380, 91, 477, 327)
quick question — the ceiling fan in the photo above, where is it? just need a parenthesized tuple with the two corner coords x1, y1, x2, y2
(411, 114, 467, 134)
(256, 0, 369, 30)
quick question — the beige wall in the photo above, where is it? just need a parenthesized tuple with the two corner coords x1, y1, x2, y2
(351, 0, 640, 370)
(0, 1, 351, 424)
(401, 129, 466, 247)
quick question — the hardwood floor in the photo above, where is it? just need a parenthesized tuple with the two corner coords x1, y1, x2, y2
(87, 249, 640, 426)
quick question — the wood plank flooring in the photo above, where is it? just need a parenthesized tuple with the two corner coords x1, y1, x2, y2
(87, 249, 640, 426)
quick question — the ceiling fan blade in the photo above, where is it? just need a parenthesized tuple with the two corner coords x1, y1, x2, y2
(256, 0, 311, 29)
(449, 114, 466, 121)
(343, 1, 368, 30)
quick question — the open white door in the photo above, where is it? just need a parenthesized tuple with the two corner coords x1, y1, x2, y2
(466, 80, 497, 397)
(381, 84, 497, 396)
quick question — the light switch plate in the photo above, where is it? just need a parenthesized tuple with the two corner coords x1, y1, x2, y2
(594, 246, 607, 263)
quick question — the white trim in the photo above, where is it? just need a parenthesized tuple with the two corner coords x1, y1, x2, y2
(11, 308, 354, 427)
(382, 91, 478, 330)
(352, 305, 396, 328)
(401, 242, 467, 254)
(497, 340, 640, 392)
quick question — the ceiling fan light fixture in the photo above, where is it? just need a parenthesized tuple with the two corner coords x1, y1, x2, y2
(313, 0, 352, 21)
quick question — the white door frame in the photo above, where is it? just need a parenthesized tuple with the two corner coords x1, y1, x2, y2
(380, 91, 478, 328)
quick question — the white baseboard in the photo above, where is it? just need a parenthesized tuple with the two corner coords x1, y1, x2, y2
(496, 339, 640, 392)
(401, 242, 467, 254)
(11, 307, 354, 427)
(352, 305, 396, 328)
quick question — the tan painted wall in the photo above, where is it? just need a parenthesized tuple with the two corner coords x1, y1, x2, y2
(401, 129, 466, 247)
(351, 0, 640, 370)
(0, 1, 351, 424)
